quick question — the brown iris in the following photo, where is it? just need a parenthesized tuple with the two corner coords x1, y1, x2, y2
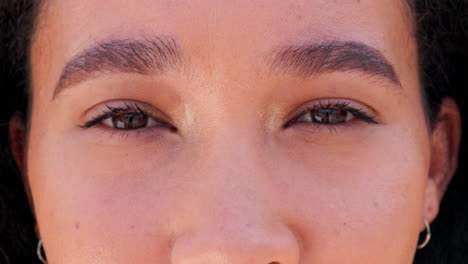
(112, 113, 149, 129)
(311, 109, 348, 124)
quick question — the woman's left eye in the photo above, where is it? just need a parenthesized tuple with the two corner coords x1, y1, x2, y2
(295, 108, 354, 124)
(285, 100, 379, 128)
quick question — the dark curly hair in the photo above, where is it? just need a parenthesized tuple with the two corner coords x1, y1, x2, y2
(0, 0, 467, 263)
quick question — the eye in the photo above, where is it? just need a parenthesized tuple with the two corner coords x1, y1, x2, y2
(284, 100, 379, 128)
(101, 111, 161, 130)
(80, 102, 176, 131)
(296, 108, 354, 124)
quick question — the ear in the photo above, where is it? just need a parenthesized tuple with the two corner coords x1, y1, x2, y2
(9, 112, 27, 172)
(8, 112, 35, 212)
(424, 97, 462, 225)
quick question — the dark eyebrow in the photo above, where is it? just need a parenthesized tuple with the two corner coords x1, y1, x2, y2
(52, 36, 183, 100)
(269, 40, 401, 86)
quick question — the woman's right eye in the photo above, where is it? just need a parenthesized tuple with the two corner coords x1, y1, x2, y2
(80, 103, 175, 131)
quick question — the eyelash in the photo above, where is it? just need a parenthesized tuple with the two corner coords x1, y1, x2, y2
(283, 100, 379, 129)
(80, 103, 176, 131)
(80, 100, 378, 134)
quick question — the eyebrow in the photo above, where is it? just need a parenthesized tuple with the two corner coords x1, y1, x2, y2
(269, 40, 401, 86)
(52, 38, 400, 100)
(52, 36, 182, 100)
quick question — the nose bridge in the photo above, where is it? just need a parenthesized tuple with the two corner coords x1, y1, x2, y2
(193, 113, 272, 212)
(192, 93, 268, 183)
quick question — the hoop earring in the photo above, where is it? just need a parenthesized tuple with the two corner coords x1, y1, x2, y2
(417, 219, 432, 249)
(37, 239, 48, 264)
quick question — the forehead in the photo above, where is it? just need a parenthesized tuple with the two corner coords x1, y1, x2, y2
(31, 0, 416, 96)
(36, 0, 411, 48)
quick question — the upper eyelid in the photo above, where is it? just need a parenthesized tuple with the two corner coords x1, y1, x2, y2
(104, 104, 149, 115)
(286, 98, 375, 119)
(310, 99, 370, 110)
(83, 100, 172, 122)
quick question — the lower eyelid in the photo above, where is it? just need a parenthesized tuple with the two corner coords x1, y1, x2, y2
(291, 119, 365, 135)
(82, 122, 172, 142)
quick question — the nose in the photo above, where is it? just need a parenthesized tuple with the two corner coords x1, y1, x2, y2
(169, 140, 301, 264)
(168, 111, 301, 264)
(170, 211, 301, 264)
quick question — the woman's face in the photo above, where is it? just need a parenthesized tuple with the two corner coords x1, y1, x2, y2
(23, 0, 444, 263)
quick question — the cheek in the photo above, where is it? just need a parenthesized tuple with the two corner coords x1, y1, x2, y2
(275, 125, 430, 261)
(26, 128, 189, 263)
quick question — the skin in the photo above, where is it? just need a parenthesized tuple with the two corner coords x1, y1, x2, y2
(9, 0, 461, 263)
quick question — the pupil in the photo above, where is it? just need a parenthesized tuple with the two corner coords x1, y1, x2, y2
(112, 113, 148, 129)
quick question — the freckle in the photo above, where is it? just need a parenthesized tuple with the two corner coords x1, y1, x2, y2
(130, 225, 135, 230)
(75, 222, 80, 230)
